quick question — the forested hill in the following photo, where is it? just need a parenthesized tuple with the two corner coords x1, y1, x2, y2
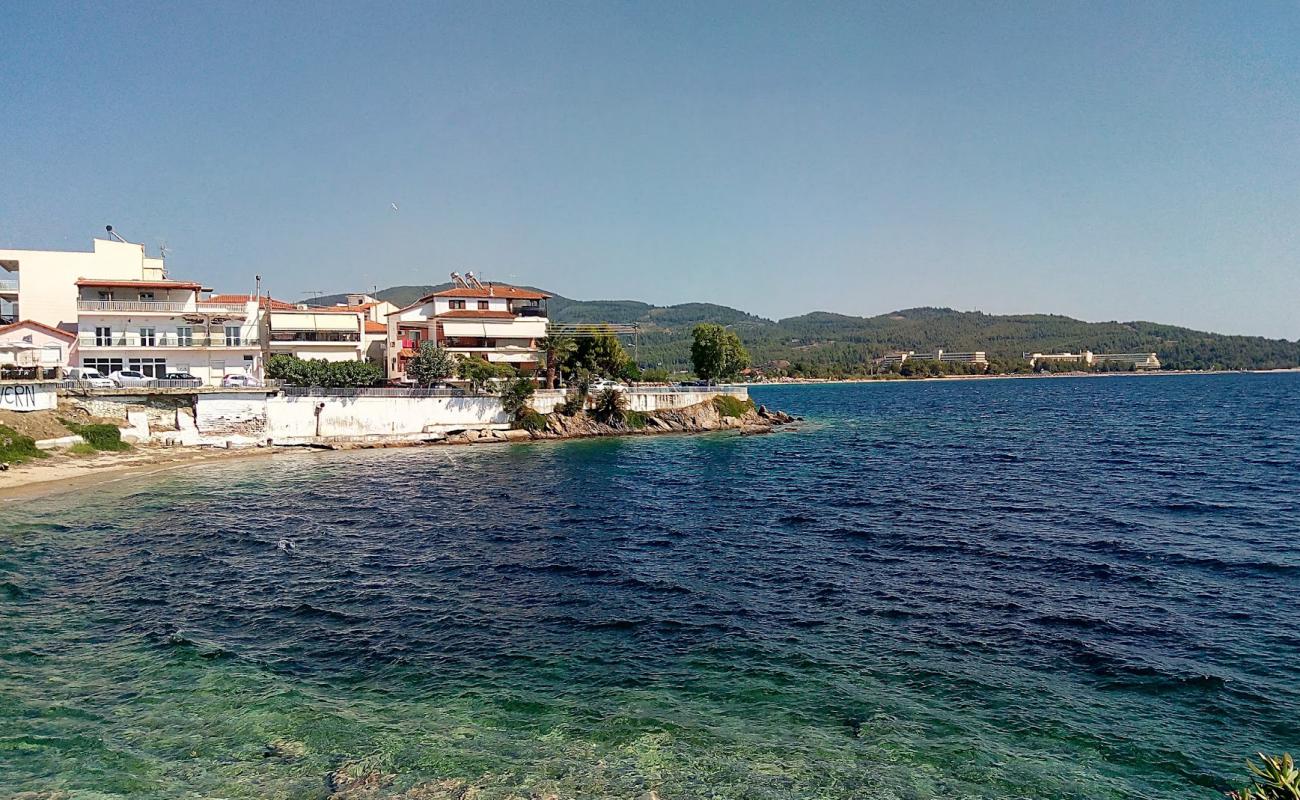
(301, 288, 1300, 373)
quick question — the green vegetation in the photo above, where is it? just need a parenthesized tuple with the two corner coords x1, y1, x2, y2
(404, 342, 458, 386)
(457, 357, 515, 395)
(560, 333, 635, 381)
(539, 335, 576, 389)
(591, 387, 628, 424)
(712, 395, 754, 419)
(517, 408, 548, 433)
(1229, 754, 1300, 800)
(0, 424, 46, 464)
(624, 410, 648, 429)
(307, 285, 1300, 375)
(266, 354, 382, 387)
(67, 441, 98, 456)
(691, 323, 750, 382)
(60, 420, 130, 452)
(498, 377, 537, 426)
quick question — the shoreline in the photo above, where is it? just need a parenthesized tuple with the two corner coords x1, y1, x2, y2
(750, 368, 1300, 387)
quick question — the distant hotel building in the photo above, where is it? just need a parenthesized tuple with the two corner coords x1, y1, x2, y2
(878, 349, 989, 367)
(1026, 350, 1161, 369)
(388, 273, 549, 381)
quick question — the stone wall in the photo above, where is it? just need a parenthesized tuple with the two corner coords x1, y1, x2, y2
(194, 393, 268, 440)
(67, 393, 191, 431)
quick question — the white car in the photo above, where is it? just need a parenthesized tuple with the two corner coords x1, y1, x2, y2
(107, 370, 151, 387)
(222, 373, 259, 387)
(590, 378, 625, 392)
(65, 367, 114, 389)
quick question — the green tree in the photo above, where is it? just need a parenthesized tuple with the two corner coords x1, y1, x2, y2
(266, 354, 380, 387)
(406, 341, 458, 386)
(690, 323, 750, 382)
(539, 335, 576, 389)
(458, 357, 514, 395)
(567, 333, 631, 379)
(498, 376, 536, 420)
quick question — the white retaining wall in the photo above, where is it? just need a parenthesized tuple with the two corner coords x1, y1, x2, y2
(0, 382, 58, 412)
(185, 387, 751, 444)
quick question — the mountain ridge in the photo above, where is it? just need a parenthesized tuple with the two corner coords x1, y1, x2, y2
(300, 288, 1300, 373)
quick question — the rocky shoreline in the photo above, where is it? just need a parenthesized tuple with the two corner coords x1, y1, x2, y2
(318, 399, 799, 450)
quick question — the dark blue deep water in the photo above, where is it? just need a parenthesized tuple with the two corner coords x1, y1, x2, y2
(2, 374, 1298, 798)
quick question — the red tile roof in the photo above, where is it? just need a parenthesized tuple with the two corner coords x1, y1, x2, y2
(435, 309, 518, 319)
(420, 284, 549, 301)
(77, 278, 205, 290)
(207, 294, 297, 310)
(0, 319, 77, 341)
(364, 320, 387, 333)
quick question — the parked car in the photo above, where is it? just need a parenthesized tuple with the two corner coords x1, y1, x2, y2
(65, 367, 114, 388)
(107, 369, 151, 387)
(163, 371, 202, 387)
(590, 378, 626, 392)
(221, 373, 260, 387)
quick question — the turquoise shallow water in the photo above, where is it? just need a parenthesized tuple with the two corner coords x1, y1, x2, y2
(2, 374, 1298, 798)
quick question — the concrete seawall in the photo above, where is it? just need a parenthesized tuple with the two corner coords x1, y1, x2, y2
(61, 386, 751, 447)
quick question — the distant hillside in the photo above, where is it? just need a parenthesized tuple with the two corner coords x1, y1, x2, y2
(300, 288, 1300, 374)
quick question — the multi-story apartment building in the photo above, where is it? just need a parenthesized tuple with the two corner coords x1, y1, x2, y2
(387, 276, 549, 382)
(0, 237, 170, 332)
(76, 279, 263, 383)
(878, 349, 989, 367)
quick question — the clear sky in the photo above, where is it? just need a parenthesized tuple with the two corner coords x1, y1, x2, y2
(2, 2, 1297, 338)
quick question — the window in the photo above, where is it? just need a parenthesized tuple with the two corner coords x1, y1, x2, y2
(138, 291, 155, 301)
(449, 299, 466, 310)
(83, 357, 123, 373)
(176, 326, 193, 346)
(128, 357, 167, 378)
(477, 300, 489, 310)
(94, 326, 112, 346)
(225, 325, 241, 346)
(97, 291, 114, 301)
(139, 327, 156, 347)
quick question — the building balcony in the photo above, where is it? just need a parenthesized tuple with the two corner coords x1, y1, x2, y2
(79, 334, 260, 349)
(0, 279, 18, 294)
(76, 300, 248, 314)
(269, 332, 361, 343)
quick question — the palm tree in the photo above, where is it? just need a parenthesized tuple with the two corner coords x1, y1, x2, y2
(539, 335, 576, 390)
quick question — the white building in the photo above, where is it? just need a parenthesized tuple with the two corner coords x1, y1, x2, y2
(76, 279, 263, 383)
(1026, 350, 1161, 369)
(878, 349, 989, 367)
(388, 278, 549, 382)
(0, 237, 169, 332)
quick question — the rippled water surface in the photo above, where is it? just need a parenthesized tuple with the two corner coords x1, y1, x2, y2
(3, 374, 1298, 799)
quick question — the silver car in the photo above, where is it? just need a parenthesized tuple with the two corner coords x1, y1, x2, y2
(107, 370, 151, 387)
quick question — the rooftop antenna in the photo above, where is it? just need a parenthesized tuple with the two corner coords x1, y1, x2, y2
(105, 225, 128, 244)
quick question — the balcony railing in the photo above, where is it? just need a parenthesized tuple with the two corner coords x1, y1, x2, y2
(77, 300, 249, 314)
(269, 332, 360, 343)
(0, 279, 18, 292)
(78, 333, 259, 348)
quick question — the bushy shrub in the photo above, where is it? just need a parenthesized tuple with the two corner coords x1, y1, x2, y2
(266, 354, 382, 387)
(712, 394, 754, 418)
(624, 410, 648, 429)
(499, 377, 536, 419)
(592, 388, 628, 423)
(518, 408, 547, 433)
(0, 424, 46, 464)
(61, 420, 130, 451)
(556, 395, 585, 416)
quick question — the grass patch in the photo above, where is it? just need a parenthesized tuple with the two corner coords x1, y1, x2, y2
(0, 424, 47, 464)
(68, 441, 98, 456)
(60, 419, 131, 452)
(712, 395, 754, 418)
(624, 410, 649, 429)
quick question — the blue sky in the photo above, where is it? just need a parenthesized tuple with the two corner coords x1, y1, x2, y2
(2, 2, 1297, 338)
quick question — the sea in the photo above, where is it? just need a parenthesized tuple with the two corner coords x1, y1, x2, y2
(2, 373, 1297, 799)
